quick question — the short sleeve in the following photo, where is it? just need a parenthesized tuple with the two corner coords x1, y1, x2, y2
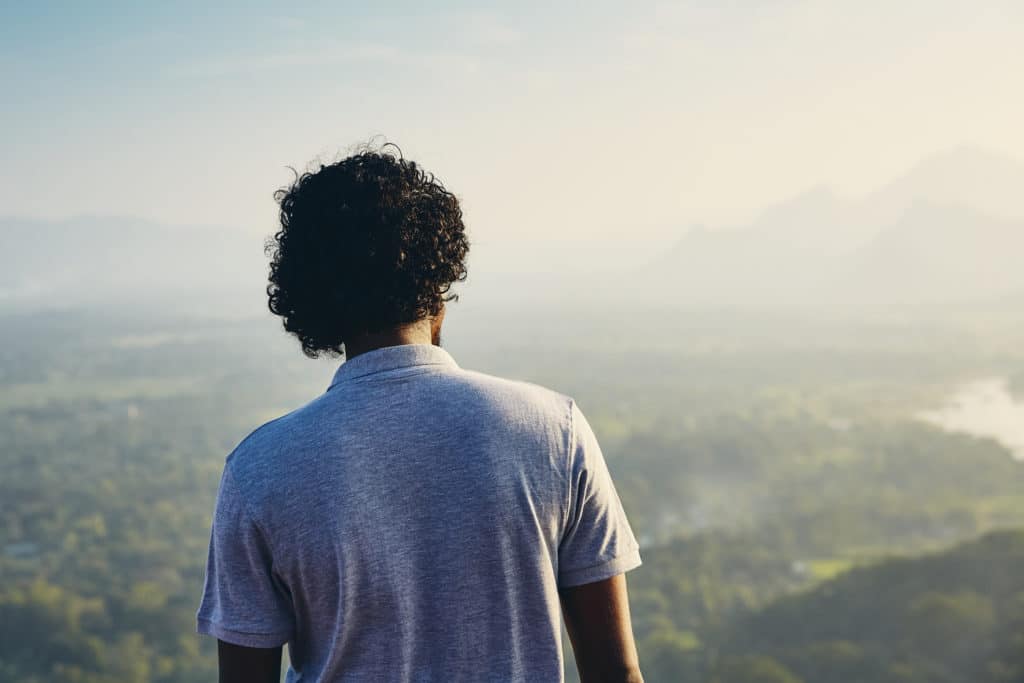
(557, 400, 642, 588)
(196, 463, 295, 647)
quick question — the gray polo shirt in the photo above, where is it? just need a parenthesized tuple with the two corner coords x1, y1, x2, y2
(197, 343, 641, 682)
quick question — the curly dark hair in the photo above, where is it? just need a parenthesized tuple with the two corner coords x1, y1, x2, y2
(265, 145, 469, 358)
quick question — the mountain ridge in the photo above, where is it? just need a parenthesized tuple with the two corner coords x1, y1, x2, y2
(3, 145, 1022, 314)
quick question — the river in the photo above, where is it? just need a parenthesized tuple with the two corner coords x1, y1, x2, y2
(917, 377, 1024, 461)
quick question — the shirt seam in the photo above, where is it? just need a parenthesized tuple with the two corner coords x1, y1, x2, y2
(197, 616, 293, 639)
(559, 544, 642, 578)
(561, 398, 576, 541)
(221, 462, 285, 579)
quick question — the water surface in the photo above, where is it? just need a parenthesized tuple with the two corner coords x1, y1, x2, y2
(918, 377, 1024, 461)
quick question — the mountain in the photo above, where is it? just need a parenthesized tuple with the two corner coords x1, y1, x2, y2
(834, 201, 1024, 306)
(0, 215, 268, 316)
(3, 146, 1022, 315)
(619, 146, 1024, 310)
(625, 187, 868, 307)
(866, 146, 1024, 222)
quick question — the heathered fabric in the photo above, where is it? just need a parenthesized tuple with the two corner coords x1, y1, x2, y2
(196, 343, 641, 682)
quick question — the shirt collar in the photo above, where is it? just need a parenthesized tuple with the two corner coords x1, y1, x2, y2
(327, 343, 459, 390)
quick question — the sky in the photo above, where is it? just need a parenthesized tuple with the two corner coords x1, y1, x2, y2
(2, 0, 1023, 268)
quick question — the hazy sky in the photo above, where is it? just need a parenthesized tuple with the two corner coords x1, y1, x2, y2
(3, 0, 1023, 263)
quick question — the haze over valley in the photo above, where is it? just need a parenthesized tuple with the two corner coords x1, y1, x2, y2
(6, 146, 1023, 318)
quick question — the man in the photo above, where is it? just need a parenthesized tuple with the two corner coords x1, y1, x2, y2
(197, 145, 645, 682)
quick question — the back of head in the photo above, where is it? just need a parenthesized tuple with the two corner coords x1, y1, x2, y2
(265, 144, 470, 358)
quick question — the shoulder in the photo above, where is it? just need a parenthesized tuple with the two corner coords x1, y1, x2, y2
(448, 366, 576, 423)
(222, 396, 324, 488)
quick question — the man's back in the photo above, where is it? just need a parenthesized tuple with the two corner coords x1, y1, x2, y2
(197, 343, 642, 681)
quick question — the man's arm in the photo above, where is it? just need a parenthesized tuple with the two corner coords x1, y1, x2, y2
(217, 640, 282, 683)
(560, 573, 644, 683)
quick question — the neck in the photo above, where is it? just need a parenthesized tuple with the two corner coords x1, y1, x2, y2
(343, 318, 439, 360)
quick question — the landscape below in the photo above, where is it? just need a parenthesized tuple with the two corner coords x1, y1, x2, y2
(2, 306, 1024, 683)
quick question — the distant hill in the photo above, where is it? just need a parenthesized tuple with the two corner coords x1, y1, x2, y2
(0, 215, 267, 316)
(619, 146, 1024, 310)
(711, 529, 1024, 683)
(867, 146, 1024, 223)
(834, 202, 1024, 306)
(3, 146, 1022, 315)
